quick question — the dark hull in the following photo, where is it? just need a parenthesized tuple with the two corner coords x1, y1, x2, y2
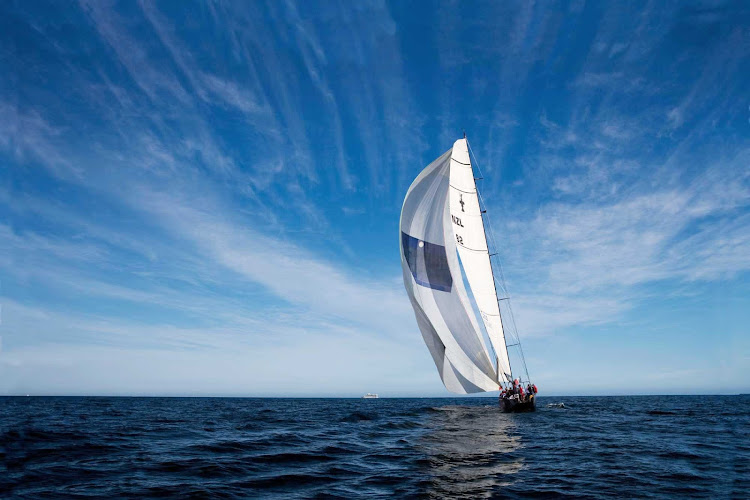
(501, 395, 536, 413)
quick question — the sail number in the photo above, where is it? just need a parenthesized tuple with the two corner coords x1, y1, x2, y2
(453, 214, 465, 246)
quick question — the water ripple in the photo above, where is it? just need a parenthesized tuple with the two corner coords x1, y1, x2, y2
(1, 395, 748, 498)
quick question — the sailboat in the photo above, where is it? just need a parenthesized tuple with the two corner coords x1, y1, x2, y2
(399, 136, 535, 412)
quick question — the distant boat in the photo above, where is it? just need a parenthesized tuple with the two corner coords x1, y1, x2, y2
(362, 393, 378, 399)
(400, 136, 535, 413)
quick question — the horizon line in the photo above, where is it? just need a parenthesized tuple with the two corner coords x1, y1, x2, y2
(2, 393, 746, 398)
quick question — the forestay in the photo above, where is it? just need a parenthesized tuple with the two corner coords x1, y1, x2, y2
(400, 143, 509, 393)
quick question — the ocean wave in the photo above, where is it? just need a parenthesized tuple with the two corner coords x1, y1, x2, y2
(339, 411, 377, 423)
(1, 395, 745, 498)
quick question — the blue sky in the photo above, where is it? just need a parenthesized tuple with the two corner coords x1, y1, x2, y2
(1, 1, 748, 396)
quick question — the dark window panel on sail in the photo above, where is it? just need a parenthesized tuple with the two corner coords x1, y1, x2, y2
(401, 231, 452, 292)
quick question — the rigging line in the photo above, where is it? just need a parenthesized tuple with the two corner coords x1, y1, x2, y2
(467, 140, 508, 313)
(468, 141, 510, 289)
(467, 137, 531, 382)
(486, 220, 530, 381)
(504, 293, 531, 382)
(467, 136, 507, 384)
(468, 141, 512, 310)
(479, 197, 528, 382)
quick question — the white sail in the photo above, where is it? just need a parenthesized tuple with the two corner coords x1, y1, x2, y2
(449, 139, 512, 382)
(400, 149, 500, 393)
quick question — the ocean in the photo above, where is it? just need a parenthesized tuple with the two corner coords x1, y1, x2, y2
(1, 396, 747, 498)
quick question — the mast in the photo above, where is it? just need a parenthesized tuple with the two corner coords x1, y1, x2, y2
(479, 180, 508, 384)
(466, 137, 531, 385)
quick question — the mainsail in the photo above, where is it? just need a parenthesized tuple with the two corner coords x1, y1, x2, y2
(449, 140, 513, 383)
(400, 138, 512, 394)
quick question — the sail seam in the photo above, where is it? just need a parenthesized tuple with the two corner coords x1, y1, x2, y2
(449, 185, 477, 194)
(451, 158, 471, 166)
(456, 244, 488, 253)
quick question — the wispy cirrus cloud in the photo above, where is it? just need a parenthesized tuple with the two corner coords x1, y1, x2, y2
(492, 113, 750, 337)
(133, 188, 413, 333)
(1, 0, 748, 395)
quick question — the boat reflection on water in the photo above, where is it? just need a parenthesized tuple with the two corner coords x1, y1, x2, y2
(417, 404, 523, 497)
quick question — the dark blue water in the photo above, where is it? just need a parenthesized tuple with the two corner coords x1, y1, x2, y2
(1, 396, 748, 498)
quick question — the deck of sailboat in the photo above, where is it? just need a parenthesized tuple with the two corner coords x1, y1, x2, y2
(501, 395, 536, 413)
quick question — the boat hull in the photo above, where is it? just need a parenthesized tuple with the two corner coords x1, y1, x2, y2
(501, 395, 536, 413)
